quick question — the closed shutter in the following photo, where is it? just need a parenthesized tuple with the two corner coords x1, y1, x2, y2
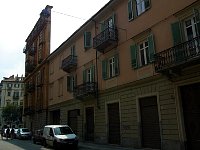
(83, 70, 86, 83)
(171, 22, 182, 46)
(130, 44, 138, 69)
(67, 76, 71, 92)
(84, 32, 91, 48)
(102, 60, 108, 80)
(147, 34, 155, 62)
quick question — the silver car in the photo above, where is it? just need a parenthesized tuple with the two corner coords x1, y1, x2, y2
(16, 128, 32, 140)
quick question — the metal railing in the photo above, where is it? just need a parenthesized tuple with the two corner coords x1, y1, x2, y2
(74, 82, 97, 99)
(93, 27, 118, 49)
(154, 36, 200, 72)
(61, 55, 77, 72)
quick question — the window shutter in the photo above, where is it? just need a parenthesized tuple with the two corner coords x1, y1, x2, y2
(101, 22, 105, 32)
(147, 34, 155, 62)
(130, 44, 138, 69)
(114, 55, 120, 75)
(193, 8, 200, 36)
(102, 60, 108, 80)
(67, 76, 71, 92)
(83, 70, 86, 83)
(84, 32, 91, 48)
(112, 13, 116, 28)
(171, 22, 182, 46)
(128, 0, 134, 20)
(91, 65, 95, 82)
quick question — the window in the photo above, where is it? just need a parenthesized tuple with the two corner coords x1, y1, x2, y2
(7, 92, 11, 96)
(102, 55, 119, 80)
(71, 45, 76, 56)
(83, 66, 95, 83)
(127, 0, 150, 20)
(67, 75, 76, 92)
(130, 34, 155, 68)
(139, 40, 149, 66)
(84, 32, 92, 48)
(101, 14, 115, 31)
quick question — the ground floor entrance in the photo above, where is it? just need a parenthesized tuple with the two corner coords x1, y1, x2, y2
(180, 82, 200, 150)
(139, 96, 161, 149)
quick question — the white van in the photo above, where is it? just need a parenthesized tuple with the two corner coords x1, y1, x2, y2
(43, 125, 78, 149)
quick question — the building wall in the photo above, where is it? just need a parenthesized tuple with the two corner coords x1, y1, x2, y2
(45, 0, 200, 150)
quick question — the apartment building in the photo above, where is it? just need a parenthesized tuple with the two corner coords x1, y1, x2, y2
(24, 0, 200, 149)
(23, 5, 53, 131)
(0, 75, 24, 128)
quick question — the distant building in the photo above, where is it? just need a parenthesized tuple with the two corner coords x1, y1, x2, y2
(0, 75, 24, 128)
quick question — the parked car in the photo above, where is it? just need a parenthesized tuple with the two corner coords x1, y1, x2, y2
(43, 125, 78, 149)
(32, 129, 44, 145)
(16, 128, 32, 140)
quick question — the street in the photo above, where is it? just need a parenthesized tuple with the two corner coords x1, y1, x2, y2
(0, 137, 90, 150)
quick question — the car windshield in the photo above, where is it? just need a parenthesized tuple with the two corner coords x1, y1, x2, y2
(22, 128, 30, 132)
(54, 127, 73, 135)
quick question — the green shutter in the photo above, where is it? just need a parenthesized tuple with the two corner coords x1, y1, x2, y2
(102, 60, 108, 80)
(101, 22, 105, 31)
(112, 13, 115, 28)
(83, 70, 86, 83)
(171, 22, 182, 46)
(194, 8, 200, 36)
(130, 44, 138, 69)
(128, 0, 134, 20)
(91, 65, 95, 82)
(114, 55, 119, 75)
(148, 34, 155, 62)
(84, 32, 91, 48)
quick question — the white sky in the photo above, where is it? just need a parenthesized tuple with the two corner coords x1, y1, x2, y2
(0, 0, 110, 80)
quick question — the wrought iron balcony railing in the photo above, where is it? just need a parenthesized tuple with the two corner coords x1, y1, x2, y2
(61, 55, 77, 73)
(154, 36, 200, 73)
(93, 27, 118, 53)
(74, 82, 97, 100)
(25, 61, 36, 73)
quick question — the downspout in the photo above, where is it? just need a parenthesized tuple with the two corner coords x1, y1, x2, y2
(93, 20, 100, 109)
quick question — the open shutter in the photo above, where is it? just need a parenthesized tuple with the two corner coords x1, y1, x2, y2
(148, 34, 155, 62)
(194, 8, 200, 36)
(83, 70, 86, 83)
(112, 13, 115, 28)
(128, 0, 134, 20)
(171, 22, 182, 46)
(84, 32, 91, 48)
(130, 44, 138, 69)
(114, 55, 120, 75)
(67, 76, 71, 92)
(102, 59, 108, 80)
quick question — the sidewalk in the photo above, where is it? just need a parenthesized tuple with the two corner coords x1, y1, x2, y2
(79, 142, 156, 150)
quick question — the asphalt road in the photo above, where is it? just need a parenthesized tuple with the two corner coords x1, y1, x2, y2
(0, 137, 90, 150)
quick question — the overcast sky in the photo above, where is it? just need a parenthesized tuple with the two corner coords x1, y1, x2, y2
(0, 0, 110, 80)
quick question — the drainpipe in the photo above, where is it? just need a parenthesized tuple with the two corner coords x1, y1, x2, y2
(93, 20, 100, 109)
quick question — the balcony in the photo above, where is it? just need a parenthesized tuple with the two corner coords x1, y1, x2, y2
(154, 36, 200, 75)
(61, 55, 77, 73)
(24, 106, 35, 116)
(25, 61, 36, 73)
(93, 27, 118, 53)
(74, 82, 97, 100)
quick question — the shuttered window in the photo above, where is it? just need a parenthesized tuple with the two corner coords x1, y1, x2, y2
(84, 32, 92, 48)
(130, 34, 155, 69)
(171, 22, 182, 46)
(83, 65, 95, 83)
(67, 75, 76, 92)
(102, 55, 119, 80)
